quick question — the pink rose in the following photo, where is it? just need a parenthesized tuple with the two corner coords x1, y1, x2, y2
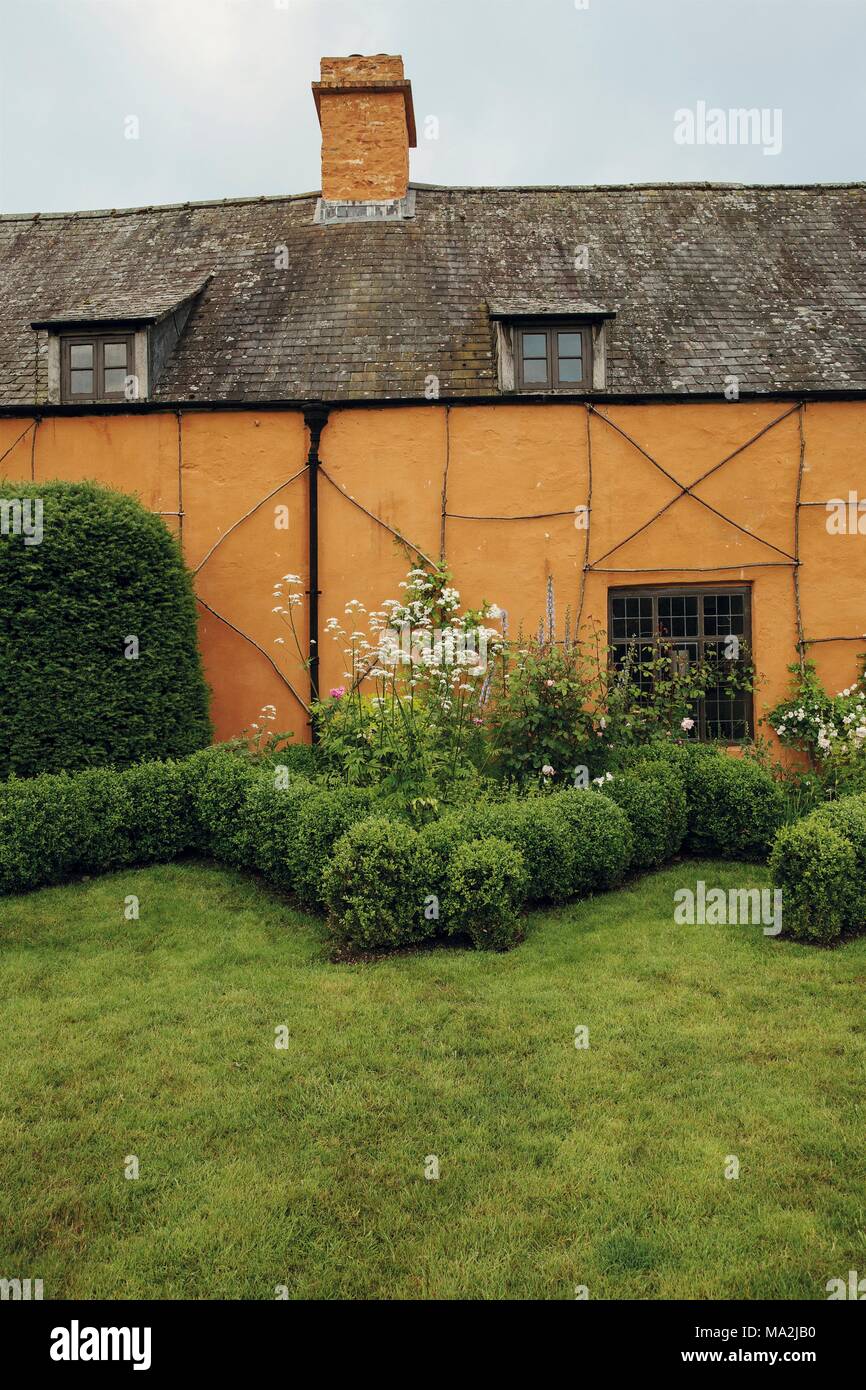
(330, 686, 346, 699)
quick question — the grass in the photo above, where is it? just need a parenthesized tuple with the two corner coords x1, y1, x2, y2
(1, 858, 865, 1300)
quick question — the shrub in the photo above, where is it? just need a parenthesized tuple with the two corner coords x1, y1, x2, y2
(442, 837, 528, 950)
(413, 797, 578, 905)
(121, 760, 198, 864)
(182, 747, 262, 863)
(769, 816, 861, 944)
(287, 786, 375, 909)
(0, 480, 211, 778)
(811, 795, 866, 878)
(486, 799, 579, 904)
(599, 772, 679, 871)
(599, 761, 688, 869)
(473, 799, 577, 904)
(239, 773, 316, 893)
(267, 743, 318, 780)
(0, 758, 200, 896)
(547, 789, 634, 896)
(72, 767, 135, 873)
(687, 756, 785, 860)
(0, 772, 84, 894)
(324, 817, 435, 952)
(486, 635, 595, 788)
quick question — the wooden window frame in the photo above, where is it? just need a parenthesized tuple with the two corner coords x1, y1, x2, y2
(607, 582, 754, 743)
(60, 333, 135, 403)
(514, 321, 592, 392)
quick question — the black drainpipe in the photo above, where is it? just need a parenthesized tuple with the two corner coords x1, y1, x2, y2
(303, 404, 329, 738)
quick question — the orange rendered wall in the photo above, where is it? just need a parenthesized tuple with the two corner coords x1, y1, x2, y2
(1, 400, 863, 751)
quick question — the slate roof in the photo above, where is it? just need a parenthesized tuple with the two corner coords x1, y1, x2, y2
(0, 182, 864, 405)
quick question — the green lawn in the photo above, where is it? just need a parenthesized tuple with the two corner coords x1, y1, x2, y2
(1, 859, 864, 1300)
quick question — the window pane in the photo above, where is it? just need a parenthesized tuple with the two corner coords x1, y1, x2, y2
(557, 332, 583, 357)
(558, 357, 584, 382)
(521, 333, 547, 359)
(609, 587, 752, 743)
(523, 358, 548, 384)
(104, 367, 127, 393)
(104, 342, 127, 368)
(70, 369, 93, 394)
(659, 595, 698, 638)
(70, 344, 93, 368)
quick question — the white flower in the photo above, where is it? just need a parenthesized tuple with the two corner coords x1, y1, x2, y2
(542, 764, 555, 777)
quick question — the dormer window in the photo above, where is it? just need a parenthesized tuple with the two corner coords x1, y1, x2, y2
(488, 303, 614, 394)
(516, 322, 591, 391)
(31, 276, 210, 406)
(61, 333, 135, 402)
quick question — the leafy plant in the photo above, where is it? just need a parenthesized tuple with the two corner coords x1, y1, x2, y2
(275, 563, 502, 808)
(767, 658, 866, 799)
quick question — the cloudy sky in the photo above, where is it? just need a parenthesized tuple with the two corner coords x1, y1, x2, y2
(1, 0, 863, 213)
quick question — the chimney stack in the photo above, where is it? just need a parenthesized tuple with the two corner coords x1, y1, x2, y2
(312, 54, 417, 202)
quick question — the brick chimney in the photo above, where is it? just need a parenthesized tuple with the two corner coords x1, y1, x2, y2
(312, 54, 417, 202)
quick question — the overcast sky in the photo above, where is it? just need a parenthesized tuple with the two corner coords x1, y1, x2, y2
(1, 0, 863, 213)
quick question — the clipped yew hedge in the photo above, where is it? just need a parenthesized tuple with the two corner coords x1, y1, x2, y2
(0, 480, 211, 777)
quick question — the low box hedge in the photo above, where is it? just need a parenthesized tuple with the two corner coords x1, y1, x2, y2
(685, 756, 785, 860)
(1, 740, 822, 957)
(769, 793, 866, 944)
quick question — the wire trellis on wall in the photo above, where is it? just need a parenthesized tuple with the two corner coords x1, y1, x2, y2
(8, 399, 864, 727)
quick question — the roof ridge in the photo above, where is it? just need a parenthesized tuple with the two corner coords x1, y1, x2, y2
(0, 190, 322, 224)
(410, 180, 866, 193)
(2, 179, 863, 223)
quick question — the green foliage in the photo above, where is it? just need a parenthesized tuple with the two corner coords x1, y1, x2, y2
(432, 797, 577, 904)
(323, 817, 435, 953)
(0, 771, 84, 894)
(182, 747, 263, 863)
(811, 796, 866, 885)
(486, 635, 595, 787)
(687, 757, 785, 860)
(0, 757, 195, 895)
(598, 630, 755, 755)
(74, 767, 138, 873)
(485, 619, 753, 791)
(310, 564, 500, 803)
(547, 789, 634, 895)
(239, 773, 317, 893)
(442, 837, 528, 951)
(287, 786, 376, 909)
(600, 770, 685, 871)
(769, 816, 861, 944)
(767, 659, 866, 799)
(120, 760, 196, 864)
(624, 757, 689, 857)
(0, 480, 211, 777)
